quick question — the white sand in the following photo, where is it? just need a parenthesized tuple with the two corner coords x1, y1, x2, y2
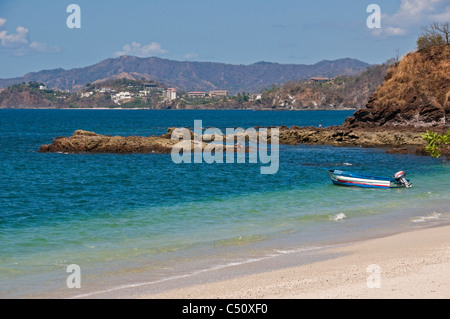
(140, 224, 450, 299)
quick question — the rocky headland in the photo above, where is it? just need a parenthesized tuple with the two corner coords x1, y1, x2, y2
(273, 45, 449, 156)
(344, 45, 449, 128)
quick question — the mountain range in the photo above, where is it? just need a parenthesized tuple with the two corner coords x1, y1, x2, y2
(0, 56, 370, 94)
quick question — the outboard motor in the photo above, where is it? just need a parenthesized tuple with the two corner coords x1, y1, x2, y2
(394, 171, 412, 188)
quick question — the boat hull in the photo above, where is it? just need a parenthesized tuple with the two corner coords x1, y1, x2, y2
(327, 169, 406, 188)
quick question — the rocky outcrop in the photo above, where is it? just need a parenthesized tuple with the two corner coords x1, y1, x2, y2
(276, 125, 425, 147)
(39, 126, 449, 157)
(344, 45, 450, 128)
(39, 129, 239, 154)
(38, 126, 428, 153)
(273, 125, 450, 157)
(39, 130, 177, 153)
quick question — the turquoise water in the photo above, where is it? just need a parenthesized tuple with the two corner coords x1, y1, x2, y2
(0, 109, 449, 298)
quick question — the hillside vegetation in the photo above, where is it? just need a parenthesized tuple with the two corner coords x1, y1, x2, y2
(345, 44, 450, 128)
(256, 61, 391, 109)
(0, 79, 165, 109)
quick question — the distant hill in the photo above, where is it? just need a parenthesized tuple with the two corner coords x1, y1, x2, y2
(0, 63, 389, 110)
(256, 61, 391, 110)
(0, 79, 167, 109)
(0, 56, 370, 94)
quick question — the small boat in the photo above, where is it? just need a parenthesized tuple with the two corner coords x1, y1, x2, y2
(327, 169, 412, 188)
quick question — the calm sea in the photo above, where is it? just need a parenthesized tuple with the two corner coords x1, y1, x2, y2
(0, 109, 449, 298)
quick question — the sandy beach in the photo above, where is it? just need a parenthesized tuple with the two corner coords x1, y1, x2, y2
(140, 224, 450, 299)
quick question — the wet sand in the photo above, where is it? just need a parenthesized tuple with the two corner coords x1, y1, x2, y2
(139, 224, 450, 299)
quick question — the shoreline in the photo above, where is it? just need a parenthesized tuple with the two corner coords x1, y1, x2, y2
(0, 107, 357, 111)
(19, 202, 449, 299)
(137, 223, 450, 299)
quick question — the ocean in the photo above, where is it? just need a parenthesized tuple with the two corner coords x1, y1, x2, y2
(0, 109, 449, 298)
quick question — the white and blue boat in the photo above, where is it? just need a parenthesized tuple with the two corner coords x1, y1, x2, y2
(327, 170, 412, 188)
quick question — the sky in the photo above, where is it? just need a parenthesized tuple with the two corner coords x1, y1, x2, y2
(0, 0, 449, 78)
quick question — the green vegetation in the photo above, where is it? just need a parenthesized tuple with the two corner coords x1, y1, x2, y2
(258, 61, 392, 109)
(86, 78, 160, 93)
(233, 92, 250, 103)
(183, 97, 211, 106)
(118, 98, 151, 108)
(420, 130, 450, 158)
(417, 22, 449, 51)
(8, 81, 44, 92)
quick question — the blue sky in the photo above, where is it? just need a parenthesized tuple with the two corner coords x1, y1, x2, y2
(0, 0, 448, 78)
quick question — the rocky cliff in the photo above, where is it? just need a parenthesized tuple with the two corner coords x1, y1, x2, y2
(344, 45, 450, 128)
(0, 87, 63, 108)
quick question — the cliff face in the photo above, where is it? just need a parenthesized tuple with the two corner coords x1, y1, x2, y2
(345, 45, 450, 128)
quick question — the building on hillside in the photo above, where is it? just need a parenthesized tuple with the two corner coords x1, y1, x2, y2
(139, 90, 151, 97)
(249, 93, 262, 101)
(99, 87, 112, 93)
(80, 91, 93, 98)
(209, 90, 228, 98)
(187, 91, 207, 98)
(164, 88, 177, 100)
(112, 91, 133, 104)
(144, 83, 158, 90)
(310, 77, 329, 83)
(310, 77, 335, 83)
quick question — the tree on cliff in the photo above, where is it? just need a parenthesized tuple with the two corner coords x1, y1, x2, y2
(417, 22, 449, 50)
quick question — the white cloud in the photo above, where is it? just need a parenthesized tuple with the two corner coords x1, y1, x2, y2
(384, 27, 407, 36)
(183, 52, 199, 60)
(114, 41, 168, 57)
(371, 0, 449, 37)
(29, 41, 61, 54)
(395, 0, 440, 20)
(0, 18, 60, 56)
(0, 26, 28, 47)
(429, 6, 450, 22)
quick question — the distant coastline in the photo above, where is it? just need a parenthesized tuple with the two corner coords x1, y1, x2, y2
(4, 107, 358, 111)
(0, 58, 385, 110)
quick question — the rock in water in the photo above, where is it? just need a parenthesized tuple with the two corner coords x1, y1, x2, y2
(39, 129, 239, 154)
(39, 130, 181, 154)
